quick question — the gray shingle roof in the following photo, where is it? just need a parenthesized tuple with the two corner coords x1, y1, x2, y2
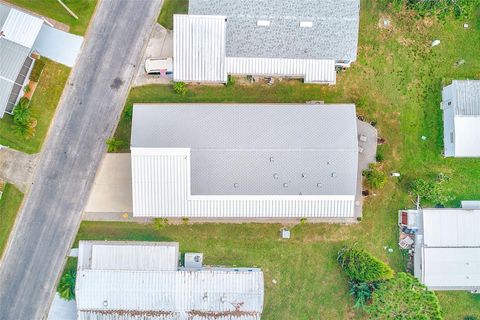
(132, 104, 359, 196)
(189, 0, 360, 61)
(452, 80, 480, 116)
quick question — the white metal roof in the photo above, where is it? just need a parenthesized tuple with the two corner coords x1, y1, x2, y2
(422, 209, 480, 247)
(451, 80, 480, 116)
(1, 7, 43, 48)
(173, 15, 227, 82)
(453, 116, 480, 157)
(422, 247, 480, 289)
(78, 241, 179, 271)
(75, 241, 264, 320)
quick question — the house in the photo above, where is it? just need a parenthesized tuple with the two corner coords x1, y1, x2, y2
(173, 0, 360, 85)
(130, 103, 372, 220)
(408, 204, 480, 291)
(75, 241, 264, 320)
(0, 3, 83, 118)
(441, 80, 480, 157)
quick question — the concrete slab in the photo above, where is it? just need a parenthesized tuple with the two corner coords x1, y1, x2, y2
(355, 120, 378, 219)
(0, 147, 38, 192)
(33, 24, 83, 67)
(84, 153, 132, 213)
(47, 294, 76, 320)
(132, 23, 173, 87)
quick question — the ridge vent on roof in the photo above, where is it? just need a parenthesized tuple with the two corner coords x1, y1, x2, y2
(300, 21, 313, 28)
(257, 20, 270, 26)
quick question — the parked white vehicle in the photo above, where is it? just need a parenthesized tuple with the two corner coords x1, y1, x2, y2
(145, 57, 173, 76)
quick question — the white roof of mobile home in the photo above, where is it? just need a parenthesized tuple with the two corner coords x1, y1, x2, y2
(173, 0, 359, 84)
(76, 241, 264, 320)
(0, 3, 43, 117)
(442, 80, 480, 157)
(416, 208, 480, 290)
(130, 104, 360, 219)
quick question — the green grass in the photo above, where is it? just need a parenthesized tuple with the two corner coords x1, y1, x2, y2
(106, 1, 480, 319)
(0, 184, 24, 259)
(5, 0, 97, 35)
(0, 59, 70, 154)
(157, 0, 188, 29)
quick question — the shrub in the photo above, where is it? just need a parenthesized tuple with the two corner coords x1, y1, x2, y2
(375, 146, 385, 162)
(337, 245, 394, 282)
(349, 281, 378, 308)
(365, 272, 442, 319)
(363, 164, 387, 189)
(153, 218, 169, 230)
(57, 268, 76, 301)
(173, 82, 188, 95)
(181, 217, 190, 225)
(29, 59, 46, 82)
(105, 138, 124, 152)
(226, 75, 235, 87)
(409, 177, 453, 205)
(391, 0, 478, 19)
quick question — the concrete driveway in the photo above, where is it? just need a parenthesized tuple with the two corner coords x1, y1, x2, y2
(84, 153, 132, 213)
(0, 147, 38, 192)
(0, 1, 162, 319)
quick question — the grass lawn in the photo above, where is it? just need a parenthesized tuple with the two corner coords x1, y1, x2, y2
(5, 0, 97, 35)
(0, 59, 70, 154)
(101, 1, 480, 319)
(0, 184, 24, 259)
(157, 0, 188, 29)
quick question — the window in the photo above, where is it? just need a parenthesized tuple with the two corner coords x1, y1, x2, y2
(450, 131, 454, 143)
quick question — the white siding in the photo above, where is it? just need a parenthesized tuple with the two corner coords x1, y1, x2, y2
(226, 57, 336, 84)
(173, 15, 227, 82)
(442, 104, 455, 157)
(2, 8, 43, 48)
(131, 149, 355, 218)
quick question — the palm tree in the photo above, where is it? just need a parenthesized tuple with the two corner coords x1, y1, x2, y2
(58, 268, 76, 301)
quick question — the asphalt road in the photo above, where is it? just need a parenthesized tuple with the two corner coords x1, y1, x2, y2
(0, 1, 162, 319)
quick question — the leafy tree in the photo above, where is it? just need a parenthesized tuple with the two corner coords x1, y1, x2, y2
(12, 98, 35, 139)
(173, 81, 188, 95)
(106, 138, 124, 152)
(337, 245, 394, 282)
(409, 176, 453, 205)
(349, 281, 378, 308)
(58, 268, 76, 301)
(363, 164, 387, 189)
(366, 272, 442, 319)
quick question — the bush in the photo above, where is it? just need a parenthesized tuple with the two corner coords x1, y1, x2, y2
(153, 218, 169, 230)
(365, 272, 442, 319)
(409, 177, 453, 205)
(173, 82, 188, 95)
(105, 138, 124, 152)
(29, 59, 46, 82)
(57, 268, 76, 301)
(226, 75, 235, 87)
(363, 164, 387, 189)
(337, 245, 394, 283)
(375, 146, 385, 162)
(349, 281, 378, 308)
(391, 0, 478, 19)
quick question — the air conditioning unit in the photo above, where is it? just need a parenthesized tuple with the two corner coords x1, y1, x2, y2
(185, 252, 203, 269)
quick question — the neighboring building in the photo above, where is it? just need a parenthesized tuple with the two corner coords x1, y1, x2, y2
(0, 3, 83, 118)
(131, 103, 364, 220)
(173, 0, 360, 85)
(441, 80, 480, 157)
(408, 205, 480, 291)
(75, 241, 264, 320)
